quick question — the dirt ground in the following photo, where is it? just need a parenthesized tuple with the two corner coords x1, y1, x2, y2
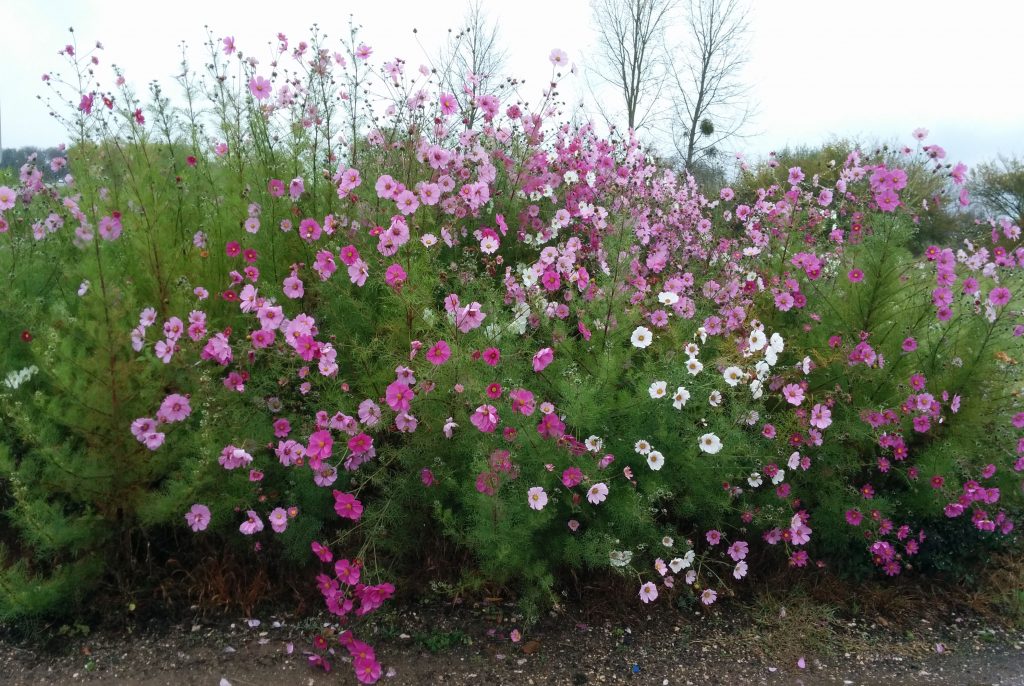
(3, 596, 1024, 685)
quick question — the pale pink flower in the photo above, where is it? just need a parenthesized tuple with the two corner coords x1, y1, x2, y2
(185, 504, 211, 531)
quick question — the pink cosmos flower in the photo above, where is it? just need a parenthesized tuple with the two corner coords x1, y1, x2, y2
(782, 383, 804, 406)
(283, 274, 304, 299)
(143, 431, 166, 450)
(455, 301, 486, 333)
(549, 48, 568, 66)
(527, 486, 548, 510)
(470, 404, 499, 433)
(395, 189, 419, 215)
(333, 491, 363, 520)
(426, 340, 451, 365)
(510, 388, 535, 415)
(561, 466, 583, 488)
(249, 76, 272, 100)
(848, 269, 864, 283)
(706, 529, 722, 545)
(876, 188, 900, 212)
(0, 186, 17, 211)
(185, 504, 211, 532)
(358, 399, 381, 426)
(307, 430, 334, 461)
(989, 287, 1011, 307)
(384, 263, 407, 288)
(157, 393, 191, 423)
(587, 482, 609, 504)
(269, 507, 288, 533)
(727, 541, 749, 561)
(289, 177, 304, 200)
(533, 347, 554, 372)
(482, 347, 501, 366)
(421, 468, 435, 486)
(639, 581, 658, 603)
(439, 93, 457, 116)
(348, 259, 369, 286)
(809, 403, 832, 430)
(239, 510, 264, 535)
(385, 381, 414, 412)
(701, 588, 718, 605)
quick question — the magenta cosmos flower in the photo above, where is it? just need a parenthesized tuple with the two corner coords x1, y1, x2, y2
(426, 340, 451, 365)
(989, 287, 1011, 307)
(533, 347, 554, 372)
(333, 491, 363, 520)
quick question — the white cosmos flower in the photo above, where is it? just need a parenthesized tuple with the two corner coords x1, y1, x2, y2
(769, 332, 785, 353)
(585, 435, 604, 452)
(649, 380, 668, 399)
(723, 366, 744, 387)
(748, 329, 767, 352)
(698, 433, 723, 454)
(709, 390, 722, 407)
(658, 291, 679, 306)
(764, 348, 778, 366)
(634, 439, 652, 455)
(684, 342, 700, 357)
(771, 469, 786, 485)
(749, 379, 764, 399)
(646, 450, 665, 470)
(800, 356, 813, 374)
(672, 387, 691, 409)
(508, 302, 530, 335)
(686, 358, 704, 376)
(631, 326, 653, 348)
(696, 327, 708, 343)
(747, 472, 763, 488)
(754, 360, 771, 378)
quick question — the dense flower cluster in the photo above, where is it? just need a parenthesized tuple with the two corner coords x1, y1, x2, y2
(1, 27, 1021, 683)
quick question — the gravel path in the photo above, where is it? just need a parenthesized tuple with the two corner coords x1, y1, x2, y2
(3, 601, 1023, 685)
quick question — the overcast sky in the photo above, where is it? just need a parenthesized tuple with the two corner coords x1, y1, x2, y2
(3, 0, 1022, 168)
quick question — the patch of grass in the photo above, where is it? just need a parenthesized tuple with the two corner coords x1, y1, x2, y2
(968, 552, 1024, 628)
(414, 628, 471, 653)
(740, 590, 867, 663)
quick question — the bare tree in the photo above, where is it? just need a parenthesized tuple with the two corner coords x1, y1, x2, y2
(666, 0, 752, 169)
(436, 0, 508, 127)
(589, 0, 677, 133)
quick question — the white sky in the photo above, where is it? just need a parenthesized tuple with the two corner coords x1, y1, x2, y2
(3, 0, 1022, 168)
